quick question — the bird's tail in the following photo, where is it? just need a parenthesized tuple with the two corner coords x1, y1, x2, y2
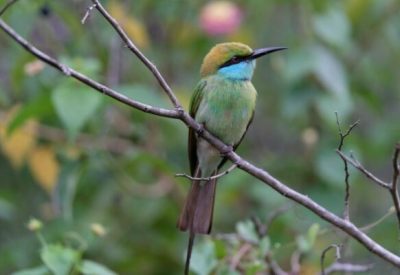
(178, 173, 217, 275)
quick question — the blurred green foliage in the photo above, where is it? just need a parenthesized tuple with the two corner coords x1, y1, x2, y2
(1, 0, 400, 274)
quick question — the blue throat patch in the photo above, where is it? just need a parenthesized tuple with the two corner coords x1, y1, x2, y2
(217, 60, 255, 81)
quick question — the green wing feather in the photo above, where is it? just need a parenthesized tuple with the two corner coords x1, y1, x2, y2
(218, 110, 254, 169)
(188, 80, 207, 175)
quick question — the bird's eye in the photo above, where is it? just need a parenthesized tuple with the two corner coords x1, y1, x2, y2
(231, 56, 239, 63)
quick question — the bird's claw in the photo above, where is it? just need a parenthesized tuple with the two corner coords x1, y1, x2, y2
(220, 145, 233, 156)
(197, 123, 205, 135)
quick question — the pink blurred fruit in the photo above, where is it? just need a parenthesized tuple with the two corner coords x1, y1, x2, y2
(200, 1, 243, 36)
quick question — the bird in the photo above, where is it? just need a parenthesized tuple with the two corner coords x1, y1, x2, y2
(177, 42, 286, 274)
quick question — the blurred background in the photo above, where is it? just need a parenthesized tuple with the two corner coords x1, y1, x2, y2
(1, 0, 400, 274)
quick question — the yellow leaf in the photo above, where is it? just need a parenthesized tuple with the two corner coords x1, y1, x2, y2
(173, 86, 191, 111)
(28, 146, 59, 193)
(0, 109, 38, 168)
(24, 60, 45, 76)
(300, 263, 319, 275)
(108, 1, 149, 48)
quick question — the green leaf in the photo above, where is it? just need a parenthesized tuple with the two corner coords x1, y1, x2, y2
(313, 8, 351, 48)
(315, 94, 352, 125)
(236, 220, 259, 243)
(0, 197, 14, 220)
(312, 45, 352, 123)
(284, 47, 314, 84)
(59, 57, 101, 79)
(307, 223, 320, 247)
(296, 223, 320, 253)
(216, 266, 240, 275)
(190, 239, 217, 275)
(259, 236, 270, 256)
(312, 45, 349, 100)
(55, 161, 81, 222)
(315, 148, 346, 187)
(296, 235, 310, 253)
(52, 83, 103, 140)
(7, 93, 53, 136)
(118, 84, 169, 109)
(244, 261, 264, 275)
(213, 239, 227, 259)
(11, 266, 50, 275)
(79, 260, 117, 275)
(41, 244, 80, 275)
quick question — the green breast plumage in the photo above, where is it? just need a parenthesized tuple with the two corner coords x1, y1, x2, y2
(195, 75, 257, 146)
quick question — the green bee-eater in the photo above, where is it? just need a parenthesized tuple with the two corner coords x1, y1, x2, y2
(178, 42, 286, 273)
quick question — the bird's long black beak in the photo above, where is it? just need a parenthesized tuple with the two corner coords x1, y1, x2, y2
(250, 47, 287, 60)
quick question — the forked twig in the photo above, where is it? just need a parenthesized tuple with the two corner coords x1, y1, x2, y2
(335, 112, 359, 221)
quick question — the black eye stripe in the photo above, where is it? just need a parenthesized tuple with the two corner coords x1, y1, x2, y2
(219, 55, 248, 68)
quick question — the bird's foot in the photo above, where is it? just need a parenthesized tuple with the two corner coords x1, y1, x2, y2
(220, 144, 233, 157)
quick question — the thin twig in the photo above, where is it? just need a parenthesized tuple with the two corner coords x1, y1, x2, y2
(338, 145, 400, 231)
(0, 0, 18, 16)
(89, 0, 182, 110)
(335, 113, 359, 221)
(390, 144, 400, 231)
(265, 253, 288, 275)
(290, 250, 301, 274)
(81, 3, 97, 24)
(360, 206, 395, 232)
(250, 216, 266, 238)
(2, 7, 400, 269)
(321, 244, 341, 275)
(336, 150, 390, 189)
(320, 244, 373, 274)
(175, 164, 237, 181)
(230, 243, 252, 271)
(335, 112, 359, 151)
(323, 262, 373, 274)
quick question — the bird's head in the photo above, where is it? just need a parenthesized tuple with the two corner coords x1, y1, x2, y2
(200, 42, 286, 80)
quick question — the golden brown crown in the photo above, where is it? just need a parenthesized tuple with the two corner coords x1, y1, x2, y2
(200, 42, 253, 77)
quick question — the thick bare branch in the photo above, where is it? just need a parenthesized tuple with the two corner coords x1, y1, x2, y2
(1, 6, 400, 269)
(89, 0, 182, 110)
